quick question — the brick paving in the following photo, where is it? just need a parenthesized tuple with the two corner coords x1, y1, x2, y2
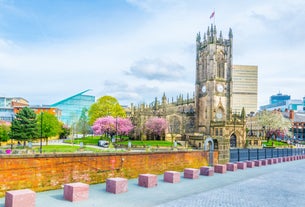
(1, 158, 305, 207)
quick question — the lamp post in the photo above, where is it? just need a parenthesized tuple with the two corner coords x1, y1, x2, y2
(40, 112, 43, 154)
(11, 115, 14, 150)
(249, 111, 255, 136)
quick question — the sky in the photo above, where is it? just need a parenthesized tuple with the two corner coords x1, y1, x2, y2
(0, 0, 305, 109)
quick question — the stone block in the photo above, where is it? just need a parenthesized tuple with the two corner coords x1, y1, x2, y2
(267, 159, 273, 165)
(246, 161, 254, 168)
(5, 189, 35, 207)
(64, 182, 89, 202)
(164, 171, 180, 183)
(106, 177, 128, 194)
(214, 164, 226, 174)
(184, 168, 199, 179)
(261, 159, 267, 166)
(237, 162, 247, 169)
(138, 174, 158, 188)
(278, 157, 282, 163)
(200, 166, 214, 176)
(226, 163, 237, 171)
(254, 160, 262, 167)
(272, 158, 278, 164)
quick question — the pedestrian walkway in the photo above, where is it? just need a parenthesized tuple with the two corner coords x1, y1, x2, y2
(1, 158, 305, 207)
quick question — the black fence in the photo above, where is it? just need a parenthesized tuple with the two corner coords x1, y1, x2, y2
(230, 148, 305, 163)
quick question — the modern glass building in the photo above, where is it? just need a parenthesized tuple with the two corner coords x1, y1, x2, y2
(51, 90, 95, 126)
(270, 93, 290, 105)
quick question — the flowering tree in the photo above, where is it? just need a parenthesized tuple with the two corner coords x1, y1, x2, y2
(145, 117, 168, 140)
(92, 116, 133, 137)
(257, 110, 292, 140)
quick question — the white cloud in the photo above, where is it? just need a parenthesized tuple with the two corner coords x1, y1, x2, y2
(0, 0, 305, 110)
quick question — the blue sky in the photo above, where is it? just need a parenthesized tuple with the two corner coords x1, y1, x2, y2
(1, 0, 305, 109)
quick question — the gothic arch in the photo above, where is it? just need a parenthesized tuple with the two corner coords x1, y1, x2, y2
(203, 137, 214, 151)
(230, 133, 237, 148)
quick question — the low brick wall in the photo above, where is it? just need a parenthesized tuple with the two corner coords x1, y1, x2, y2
(0, 150, 217, 197)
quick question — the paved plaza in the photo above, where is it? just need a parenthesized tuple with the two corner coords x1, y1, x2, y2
(1, 158, 305, 207)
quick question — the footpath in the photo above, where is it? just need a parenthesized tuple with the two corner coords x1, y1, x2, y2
(1, 158, 305, 207)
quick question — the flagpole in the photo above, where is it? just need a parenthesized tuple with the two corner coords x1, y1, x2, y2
(213, 9, 215, 25)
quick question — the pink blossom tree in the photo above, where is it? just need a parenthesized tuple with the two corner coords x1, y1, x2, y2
(145, 117, 168, 140)
(92, 116, 133, 138)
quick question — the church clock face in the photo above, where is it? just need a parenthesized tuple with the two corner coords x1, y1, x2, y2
(202, 85, 207, 93)
(216, 109, 223, 120)
(216, 84, 224, 93)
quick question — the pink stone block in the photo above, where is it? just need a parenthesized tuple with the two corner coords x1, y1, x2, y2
(272, 158, 278, 164)
(226, 163, 237, 171)
(246, 161, 254, 168)
(267, 159, 273, 165)
(138, 174, 158, 188)
(5, 189, 35, 207)
(184, 168, 199, 179)
(164, 171, 180, 183)
(64, 182, 89, 202)
(214, 164, 226, 174)
(237, 162, 247, 169)
(282, 157, 287, 162)
(278, 157, 282, 163)
(106, 177, 128, 194)
(254, 160, 262, 167)
(261, 159, 267, 166)
(200, 166, 214, 176)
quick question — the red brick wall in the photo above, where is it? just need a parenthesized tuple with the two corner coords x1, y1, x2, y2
(0, 151, 217, 197)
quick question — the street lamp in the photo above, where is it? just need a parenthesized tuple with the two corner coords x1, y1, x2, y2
(249, 111, 255, 136)
(40, 112, 43, 154)
(11, 114, 14, 150)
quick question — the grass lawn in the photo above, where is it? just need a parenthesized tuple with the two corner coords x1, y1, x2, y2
(262, 140, 289, 147)
(63, 136, 101, 145)
(116, 140, 175, 147)
(32, 145, 102, 153)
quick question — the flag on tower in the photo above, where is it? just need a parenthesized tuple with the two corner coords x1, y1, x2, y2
(210, 11, 215, 19)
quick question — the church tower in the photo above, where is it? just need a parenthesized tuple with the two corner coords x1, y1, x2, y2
(195, 24, 233, 135)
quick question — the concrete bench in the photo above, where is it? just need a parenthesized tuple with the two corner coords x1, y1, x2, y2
(64, 182, 89, 202)
(200, 166, 214, 176)
(237, 162, 247, 170)
(106, 177, 128, 194)
(246, 161, 254, 168)
(226, 163, 237, 171)
(184, 168, 199, 179)
(164, 171, 180, 183)
(138, 174, 158, 188)
(254, 160, 262, 167)
(5, 189, 36, 207)
(214, 164, 226, 174)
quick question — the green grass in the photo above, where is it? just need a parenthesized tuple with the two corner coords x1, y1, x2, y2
(116, 140, 174, 147)
(262, 140, 289, 147)
(32, 145, 102, 153)
(63, 136, 102, 145)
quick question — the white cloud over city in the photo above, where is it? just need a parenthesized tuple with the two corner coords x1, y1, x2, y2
(0, 0, 304, 108)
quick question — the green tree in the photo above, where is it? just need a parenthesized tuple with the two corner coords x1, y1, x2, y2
(0, 123, 10, 145)
(37, 112, 61, 145)
(88, 96, 126, 125)
(59, 123, 70, 139)
(10, 107, 38, 145)
(76, 108, 91, 137)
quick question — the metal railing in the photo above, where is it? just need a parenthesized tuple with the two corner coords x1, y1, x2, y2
(230, 148, 305, 163)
